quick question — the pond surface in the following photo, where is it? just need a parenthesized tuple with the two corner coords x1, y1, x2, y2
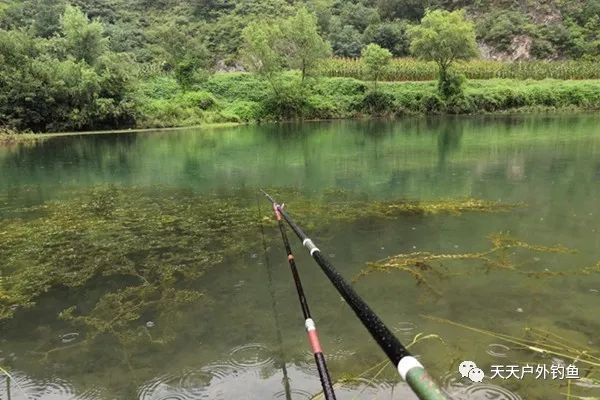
(0, 115, 599, 400)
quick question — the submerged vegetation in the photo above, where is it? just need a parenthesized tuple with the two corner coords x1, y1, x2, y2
(357, 232, 598, 296)
(0, 186, 516, 328)
(0, 183, 598, 397)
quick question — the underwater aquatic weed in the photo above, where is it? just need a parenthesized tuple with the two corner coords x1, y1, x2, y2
(355, 232, 585, 295)
(0, 186, 521, 365)
(423, 315, 600, 368)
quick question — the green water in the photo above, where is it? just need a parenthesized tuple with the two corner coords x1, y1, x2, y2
(0, 115, 599, 400)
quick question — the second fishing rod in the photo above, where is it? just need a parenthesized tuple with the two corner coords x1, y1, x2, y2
(269, 202, 337, 400)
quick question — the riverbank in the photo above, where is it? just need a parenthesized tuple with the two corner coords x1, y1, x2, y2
(0, 128, 42, 145)
(4, 73, 600, 142)
(135, 73, 600, 127)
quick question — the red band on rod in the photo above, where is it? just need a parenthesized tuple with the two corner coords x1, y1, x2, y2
(273, 203, 282, 221)
(307, 329, 323, 354)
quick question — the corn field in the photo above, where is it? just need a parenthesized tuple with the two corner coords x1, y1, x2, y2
(320, 58, 600, 81)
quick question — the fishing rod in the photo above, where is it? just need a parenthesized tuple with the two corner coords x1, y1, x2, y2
(267, 198, 337, 400)
(261, 190, 447, 400)
(257, 197, 293, 400)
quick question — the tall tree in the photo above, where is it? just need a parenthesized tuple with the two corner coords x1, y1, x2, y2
(61, 5, 108, 65)
(280, 7, 331, 82)
(361, 43, 392, 88)
(408, 9, 477, 97)
(241, 21, 284, 91)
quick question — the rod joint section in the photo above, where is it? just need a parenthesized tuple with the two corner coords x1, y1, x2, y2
(397, 356, 424, 380)
(302, 238, 320, 256)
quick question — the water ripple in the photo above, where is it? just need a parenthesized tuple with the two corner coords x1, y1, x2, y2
(273, 388, 315, 399)
(138, 373, 182, 400)
(199, 363, 238, 380)
(59, 332, 80, 344)
(229, 343, 273, 368)
(453, 383, 522, 400)
(486, 343, 511, 358)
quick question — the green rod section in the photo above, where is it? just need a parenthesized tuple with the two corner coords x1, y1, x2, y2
(405, 367, 447, 400)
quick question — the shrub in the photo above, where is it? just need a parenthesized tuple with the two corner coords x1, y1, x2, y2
(259, 87, 310, 120)
(438, 69, 466, 98)
(178, 91, 219, 110)
(221, 100, 262, 122)
(421, 93, 445, 113)
(357, 90, 395, 115)
(446, 94, 475, 114)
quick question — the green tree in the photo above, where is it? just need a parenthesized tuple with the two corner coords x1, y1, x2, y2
(376, 0, 426, 21)
(241, 21, 284, 90)
(338, 2, 380, 33)
(329, 22, 363, 57)
(477, 10, 529, 51)
(280, 7, 331, 82)
(61, 5, 108, 65)
(408, 9, 477, 97)
(361, 43, 392, 88)
(150, 21, 212, 88)
(362, 20, 410, 56)
(32, 0, 66, 38)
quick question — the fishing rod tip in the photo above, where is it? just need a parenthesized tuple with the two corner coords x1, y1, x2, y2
(259, 188, 275, 202)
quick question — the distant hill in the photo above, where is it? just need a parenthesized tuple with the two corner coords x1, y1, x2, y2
(1, 0, 599, 66)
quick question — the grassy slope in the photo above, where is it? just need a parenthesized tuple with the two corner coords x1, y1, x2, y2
(133, 73, 600, 129)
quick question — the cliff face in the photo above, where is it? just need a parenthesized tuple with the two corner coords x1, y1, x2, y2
(470, 0, 599, 60)
(478, 35, 533, 61)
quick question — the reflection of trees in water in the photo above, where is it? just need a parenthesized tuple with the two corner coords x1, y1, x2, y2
(434, 119, 464, 168)
(0, 133, 139, 196)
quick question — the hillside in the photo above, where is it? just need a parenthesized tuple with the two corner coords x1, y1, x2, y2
(1, 0, 599, 68)
(1, 0, 600, 134)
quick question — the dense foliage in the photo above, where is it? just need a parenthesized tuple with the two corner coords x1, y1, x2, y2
(0, 5, 136, 132)
(2, 0, 598, 63)
(1, 0, 599, 132)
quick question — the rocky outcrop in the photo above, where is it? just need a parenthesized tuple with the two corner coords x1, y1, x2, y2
(478, 35, 533, 61)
